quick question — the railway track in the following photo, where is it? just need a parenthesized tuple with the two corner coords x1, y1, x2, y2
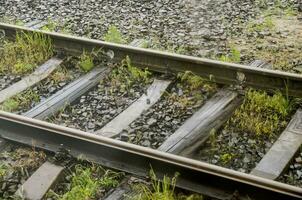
(0, 22, 301, 200)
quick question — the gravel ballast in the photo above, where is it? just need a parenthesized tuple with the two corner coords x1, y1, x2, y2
(0, 74, 21, 91)
(0, 0, 268, 57)
(48, 64, 151, 133)
(278, 148, 302, 187)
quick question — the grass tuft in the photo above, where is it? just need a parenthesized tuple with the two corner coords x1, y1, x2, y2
(0, 31, 53, 74)
(0, 89, 39, 112)
(77, 51, 94, 72)
(108, 56, 152, 92)
(229, 89, 291, 137)
(103, 25, 126, 44)
(219, 46, 241, 63)
(59, 165, 122, 200)
(131, 169, 203, 200)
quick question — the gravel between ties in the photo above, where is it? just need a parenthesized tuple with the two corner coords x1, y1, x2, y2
(278, 148, 302, 187)
(0, 74, 22, 91)
(9, 66, 83, 115)
(48, 65, 151, 133)
(121, 79, 216, 149)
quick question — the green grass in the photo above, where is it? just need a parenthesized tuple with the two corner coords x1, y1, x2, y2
(59, 165, 122, 200)
(219, 46, 241, 63)
(247, 16, 275, 33)
(108, 56, 152, 92)
(0, 31, 53, 74)
(0, 89, 39, 112)
(41, 19, 71, 34)
(103, 25, 126, 44)
(0, 164, 7, 178)
(131, 170, 203, 200)
(229, 89, 291, 137)
(77, 51, 94, 72)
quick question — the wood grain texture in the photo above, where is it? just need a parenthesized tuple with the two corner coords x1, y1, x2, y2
(15, 162, 64, 200)
(158, 89, 242, 156)
(95, 79, 171, 137)
(251, 109, 302, 180)
(24, 67, 109, 120)
(0, 57, 62, 104)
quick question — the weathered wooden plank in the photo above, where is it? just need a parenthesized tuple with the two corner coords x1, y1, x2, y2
(15, 161, 64, 200)
(158, 89, 242, 156)
(0, 57, 62, 104)
(24, 20, 43, 28)
(251, 109, 302, 180)
(24, 67, 109, 120)
(95, 79, 171, 137)
(249, 60, 272, 69)
(102, 178, 132, 200)
(30, 21, 48, 30)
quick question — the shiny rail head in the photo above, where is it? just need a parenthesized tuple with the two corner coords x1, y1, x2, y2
(0, 111, 301, 199)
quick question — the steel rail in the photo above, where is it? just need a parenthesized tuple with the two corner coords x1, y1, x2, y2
(1, 23, 302, 97)
(0, 111, 301, 200)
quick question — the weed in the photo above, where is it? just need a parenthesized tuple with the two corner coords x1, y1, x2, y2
(0, 89, 39, 112)
(59, 165, 122, 200)
(99, 169, 121, 189)
(0, 164, 7, 178)
(131, 169, 203, 200)
(247, 17, 275, 32)
(49, 67, 72, 84)
(220, 153, 234, 164)
(42, 20, 59, 32)
(42, 19, 71, 34)
(60, 166, 99, 200)
(77, 51, 94, 72)
(219, 46, 241, 63)
(103, 25, 126, 44)
(229, 89, 291, 137)
(163, 71, 216, 110)
(108, 56, 151, 92)
(132, 170, 178, 200)
(0, 31, 53, 74)
(12, 148, 46, 172)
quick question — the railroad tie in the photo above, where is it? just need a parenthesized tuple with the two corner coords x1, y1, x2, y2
(158, 89, 242, 156)
(24, 66, 110, 119)
(251, 109, 302, 180)
(15, 39, 148, 199)
(24, 20, 48, 29)
(15, 162, 64, 200)
(95, 79, 171, 138)
(14, 67, 110, 199)
(0, 57, 62, 104)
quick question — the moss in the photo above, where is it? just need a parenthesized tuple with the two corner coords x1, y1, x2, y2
(228, 89, 291, 137)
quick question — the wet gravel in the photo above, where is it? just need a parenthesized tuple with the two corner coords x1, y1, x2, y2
(121, 81, 216, 149)
(278, 148, 302, 187)
(48, 74, 150, 133)
(0, 74, 21, 91)
(0, 0, 271, 57)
